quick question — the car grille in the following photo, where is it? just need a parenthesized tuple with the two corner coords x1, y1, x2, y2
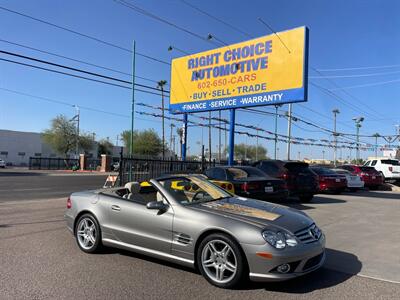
(294, 223, 322, 244)
(303, 252, 324, 271)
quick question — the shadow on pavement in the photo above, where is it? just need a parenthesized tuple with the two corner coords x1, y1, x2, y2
(346, 191, 400, 200)
(279, 196, 346, 211)
(106, 247, 361, 293)
(0, 171, 45, 177)
(244, 248, 362, 293)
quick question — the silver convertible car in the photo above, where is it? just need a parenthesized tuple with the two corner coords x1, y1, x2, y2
(65, 174, 325, 288)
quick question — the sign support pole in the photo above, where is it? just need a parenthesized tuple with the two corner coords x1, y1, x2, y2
(228, 108, 235, 166)
(129, 40, 136, 181)
(182, 113, 188, 161)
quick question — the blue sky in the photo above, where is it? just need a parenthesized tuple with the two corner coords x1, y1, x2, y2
(0, 0, 399, 160)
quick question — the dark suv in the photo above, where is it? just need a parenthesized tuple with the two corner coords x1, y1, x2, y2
(253, 160, 318, 202)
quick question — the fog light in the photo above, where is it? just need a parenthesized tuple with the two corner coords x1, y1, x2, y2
(277, 263, 291, 274)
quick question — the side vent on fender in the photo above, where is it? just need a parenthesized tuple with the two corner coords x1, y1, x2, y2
(173, 233, 192, 246)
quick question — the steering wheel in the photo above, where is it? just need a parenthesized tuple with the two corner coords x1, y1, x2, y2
(192, 190, 207, 201)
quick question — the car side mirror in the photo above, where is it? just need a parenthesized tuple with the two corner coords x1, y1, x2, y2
(146, 201, 168, 211)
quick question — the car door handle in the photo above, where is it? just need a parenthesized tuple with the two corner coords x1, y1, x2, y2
(111, 205, 121, 211)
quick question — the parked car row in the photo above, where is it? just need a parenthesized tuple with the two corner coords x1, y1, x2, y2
(204, 159, 392, 203)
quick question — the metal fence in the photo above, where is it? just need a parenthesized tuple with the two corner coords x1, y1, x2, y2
(29, 157, 79, 170)
(85, 158, 101, 171)
(118, 157, 216, 186)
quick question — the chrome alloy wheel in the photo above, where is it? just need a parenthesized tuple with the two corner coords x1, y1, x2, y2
(201, 239, 237, 284)
(77, 218, 96, 250)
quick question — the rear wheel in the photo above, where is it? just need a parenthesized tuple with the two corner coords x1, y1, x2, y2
(299, 194, 313, 203)
(380, 172, 386, 182)
(75, 214, 103, 253)
(197, 233, 247, 289)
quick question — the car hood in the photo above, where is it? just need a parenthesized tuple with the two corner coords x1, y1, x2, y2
(193, 197, 313, 233)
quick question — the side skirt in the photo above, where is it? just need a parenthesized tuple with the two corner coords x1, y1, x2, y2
(102, 238, 195, 268)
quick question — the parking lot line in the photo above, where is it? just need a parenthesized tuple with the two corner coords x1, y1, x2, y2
(357, 274, 400, 285)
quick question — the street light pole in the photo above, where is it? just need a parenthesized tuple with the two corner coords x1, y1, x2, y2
(129, 40, 136, 181)
(373, 133, 380, 158)
(218, 110, 222, 162)
(352, 116, 364, 162)
(73, 105, 80, 158)
(286, 104, 292, 160)
(274, 104, 281, 160)
(256, 129, 259, 161)
(208, 111, 212, 163)
(332, 109, 340, 167)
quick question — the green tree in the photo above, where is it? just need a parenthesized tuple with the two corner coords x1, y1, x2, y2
(224, 143, 268, 161)
(97, 139, 114, 157)
(79, 133, 94, 154)
(42, 115, 77, 157)
(42, 115, 94, 157)
(121, 129, 163, 156)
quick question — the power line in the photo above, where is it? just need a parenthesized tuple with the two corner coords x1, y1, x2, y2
(316, 64, 400, 72)
(310, 69, 400, 79)
(0, 57, 165, 96)
(328, 78, 400, 91)
(113, 0, 220, 46)
(179, 0, 253, 38)
(0, 87, 166, 126)
(0, 5, 170, 65)
(0, 49, 169, 95)
(0, 38, 160, 83)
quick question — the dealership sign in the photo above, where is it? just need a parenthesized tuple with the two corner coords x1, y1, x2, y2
(169, 26, 308, 113)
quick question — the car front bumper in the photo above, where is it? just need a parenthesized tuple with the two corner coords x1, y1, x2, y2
(242, 234, 326, 282)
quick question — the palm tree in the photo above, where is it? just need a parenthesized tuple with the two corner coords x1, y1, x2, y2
(157, 80, 167, 159)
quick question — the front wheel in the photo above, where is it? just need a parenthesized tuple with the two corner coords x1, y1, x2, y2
(197, 233, 247, 289)
(75, 214, 103, 253)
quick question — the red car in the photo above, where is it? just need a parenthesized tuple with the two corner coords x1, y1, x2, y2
(338, 165, 383, 189)
(310, 167, 347, 194)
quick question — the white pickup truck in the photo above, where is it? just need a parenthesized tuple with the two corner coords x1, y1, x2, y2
(364, 158, 400, 181)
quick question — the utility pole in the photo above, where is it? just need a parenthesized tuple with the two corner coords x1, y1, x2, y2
(322, 150, 325, 161)
(332, 109, 340, 167)
(157, 80, 167, 160)
(72, 105, 80, 158)
(170, 123, 175, 154)
(208, 111, 212, 163)
(129, 40, 136, 181)
(218, 110, 222, 162)
(274, 104, 282, 160)
(352, 116, 364, 162)
(256, 129, 259, 161)
(286, 104, 293, 160)
(373, 133, 380, 158)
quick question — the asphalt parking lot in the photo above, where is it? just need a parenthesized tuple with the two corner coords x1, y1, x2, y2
(0, 172, 399, 299)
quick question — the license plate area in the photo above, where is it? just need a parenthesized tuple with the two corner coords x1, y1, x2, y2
(335, 178, 341, 182)
(265, 186, 274, 193)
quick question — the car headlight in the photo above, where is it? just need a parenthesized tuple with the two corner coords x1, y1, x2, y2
(262, 230, 298, 249)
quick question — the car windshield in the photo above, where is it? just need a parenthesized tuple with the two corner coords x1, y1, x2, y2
(227, 167, 266, 179)
(158, 176, 232, 206)
(311, 168, 337, 175)
(381, 159, 400, 165)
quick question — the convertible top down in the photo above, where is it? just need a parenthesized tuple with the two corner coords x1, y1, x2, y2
(65, 174, 325, 288)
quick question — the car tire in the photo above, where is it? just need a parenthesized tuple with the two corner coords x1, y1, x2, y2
(75, 213, 103, 253)
(299, 194, 313, 202)
(197, 233, 247, 289)
(379, 172, 386, 182)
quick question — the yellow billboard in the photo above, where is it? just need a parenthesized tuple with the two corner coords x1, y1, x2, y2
(170, 26, 308, 113)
